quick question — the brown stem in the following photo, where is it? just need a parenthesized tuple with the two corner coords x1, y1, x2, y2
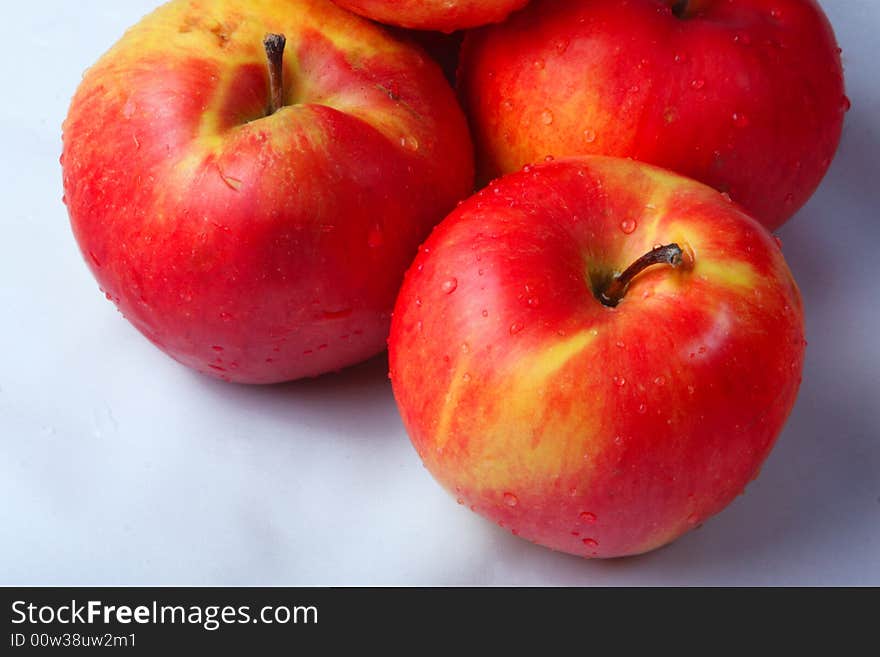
(599, 244, 685, 307)
(264, 33, 287, 115)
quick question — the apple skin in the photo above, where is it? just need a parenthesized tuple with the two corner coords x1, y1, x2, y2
(62, 0, 474, 384)
(332, 0, 529, 33)
(388, 156, 805, 558)
(459, 0, 847, 231)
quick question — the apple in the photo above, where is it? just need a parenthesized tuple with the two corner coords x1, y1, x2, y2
(332, 0, 529, 32)
(459, 0, 848, 231)
(388, 156, 805, 558)
(386, 28, 465, 86)
(62, 0, 474, 384)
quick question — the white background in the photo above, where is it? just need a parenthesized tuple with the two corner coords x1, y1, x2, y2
(1, 1, 877, 586)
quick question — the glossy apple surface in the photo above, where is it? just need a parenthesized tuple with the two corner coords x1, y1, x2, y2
(389, 156, 805, 558)
(460, 0, 847, 230)
(333, 0, 529, 32)
(62, 0, 474, 384)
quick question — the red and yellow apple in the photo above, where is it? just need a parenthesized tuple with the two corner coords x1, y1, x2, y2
(459, 0, 848, 230)
(332, 0, 529, 32)
(62, 0, 474, 384)
(389, 156, 805, 558)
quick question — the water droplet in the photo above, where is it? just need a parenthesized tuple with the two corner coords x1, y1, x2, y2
(687, 513, 699, 525)
(773, 235, 783, 249)
(613, 375, 626, 387)
(638, 403, 647, 414)
(687, 385, 695, 395)
(584, 129, 597, 143)
(532, 58, 545, 70)
(673, 52, 686, 64)
(579, 512, 597, 523)
(620, 218, 637, 234)
(841, 95, 852, 112)
(615, 340, 625, 349)
(690, 79, 705, 90)
(541, 109, 554, 125)
(770, 8, 782, 19)
(721, 191, 733, 203)
(502, 98, 513, 111)
(415, 296, 423, 307)
(582, 538, 599, 548)
(509, 322, 524, 335)
(555, 38, 570, 54)
(400, 135, 420, 151)
(462, 373, 471, 383)
(503, 492, 519, 507)
(732, 112, 750, 128)
(212, 346, 224, 352)
(456, 498, 464, 505)
(654, 376, 665, 386)
(460, 342, 470, 354)
(441, 278, 458, 294)
(367, 225, 384, 248)
(544, 155, 555, 162)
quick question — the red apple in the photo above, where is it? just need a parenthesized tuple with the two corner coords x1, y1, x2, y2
(62, 0, 474, 384)
(332, 0, 529, 32)
(459, 0, 848, 231)
(389, 156, 805, 558)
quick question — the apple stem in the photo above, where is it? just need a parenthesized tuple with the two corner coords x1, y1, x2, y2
(264, 33, 287, 116)
(600, 244, 685, 308)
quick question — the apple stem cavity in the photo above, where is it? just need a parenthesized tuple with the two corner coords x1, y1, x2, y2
(264, 33, 287, 116)
(600, 244, 685, 308)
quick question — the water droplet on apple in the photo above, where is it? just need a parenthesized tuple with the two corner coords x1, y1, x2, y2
(638, 403, 648, 414)
(555, 38, 570, 54)
(584, 129, 597, 143)
(613, 375, 626, 387)
(687, 385, 695, 395)
(400, 135, 420, 152)
(456, 498, 464, 505)
(509, 322, 524, 335)
(654, 376, 666, 386)
(733, 33, 752, 46)
(620, 219, 637, 234)
(462, 373, 472, 383)
(502, 98, 514, 111)
(773, 235, 783, 249)
(687, 513, 699, 525)
(212, 346, 224, 352)
(690, 79, 706, 90)
(732, 112, 750, 128)
(503, 492, 519, 507)
(582, 538, 599, 548)
(579, 512, 597, 523)
(481, 309, 489, 318)
(673, 52, 686, 64)
(441, 278, 458, 294)
(770, 8, 782, 19)
(541, 109, 554, 125)
(532, 58, 545, 70)
(460, 342, 470, 354)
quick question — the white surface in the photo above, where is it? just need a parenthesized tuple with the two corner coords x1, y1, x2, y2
(1, 1, 878, 586)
